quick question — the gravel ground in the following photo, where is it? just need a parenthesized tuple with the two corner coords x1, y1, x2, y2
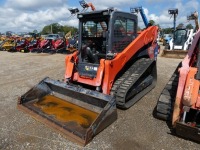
(0, 51, 199, 150)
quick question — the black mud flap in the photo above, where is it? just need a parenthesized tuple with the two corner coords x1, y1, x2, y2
(17, 77, 117, 146)
(176, 122, 200, 143)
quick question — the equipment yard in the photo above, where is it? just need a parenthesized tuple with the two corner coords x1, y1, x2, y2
(0, 51, 199, 150)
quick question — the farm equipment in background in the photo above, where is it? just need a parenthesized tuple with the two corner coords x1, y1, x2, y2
(15, 38, 30, 52)
(31, 34, 60, 53)
(0, 36, 6, 42)
(169, 28, 195, 50)
(162, 28, 195, 59)
(0, 36, 7, 49)
(162, 10, 199, 59)
(26, 38, 41, 52)
(18, 7, 159, 146)
(155, 28, 200, 142)
(65, 31, 78, 53)
(39, 33, 67, 54)
(66, 35, 78, 53)
(43, 38, 66, 54)
(31, 39, 52, 53)
(1, 38, 16, 51)
(162, 33, 173, 46)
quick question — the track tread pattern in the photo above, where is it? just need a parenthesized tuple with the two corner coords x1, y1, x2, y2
(156, 63, 181, 121)
(111, 58, 156, 109)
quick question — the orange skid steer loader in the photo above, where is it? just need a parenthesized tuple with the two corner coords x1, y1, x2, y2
(156, 29, 200, 142)
(18, 8, 159, 146)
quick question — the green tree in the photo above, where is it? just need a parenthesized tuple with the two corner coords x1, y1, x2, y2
(177, 23, 184, 29)
(186, 24, 193, 29)
(162, 28, 173, 34)
(149, 20, 155, 25)
(33, 30, 38, 33)
(41, 25, 51, 34)
(41, 23, 78, 35)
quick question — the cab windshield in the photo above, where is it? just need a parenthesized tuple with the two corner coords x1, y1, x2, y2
(82, 20, 107, 38)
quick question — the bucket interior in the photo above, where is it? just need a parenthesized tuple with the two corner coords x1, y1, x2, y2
(20, 78, 111, 139)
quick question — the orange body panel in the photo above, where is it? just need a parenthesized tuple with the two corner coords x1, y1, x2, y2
(183, 67, 199, 108)
(65, 26, 158, 94)
(172, 29, 200, 125)
(65, 51, 78, 79)
(196, 96, 200, 108)
(102, 26, 158, 94)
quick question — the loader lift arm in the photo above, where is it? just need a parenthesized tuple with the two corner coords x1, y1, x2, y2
(187, 11, 199, 32)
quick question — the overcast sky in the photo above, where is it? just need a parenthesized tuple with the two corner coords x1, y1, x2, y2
(0, 0, 199, 33)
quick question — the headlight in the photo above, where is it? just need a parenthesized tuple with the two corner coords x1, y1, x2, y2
(77, 14, 83, 18)
(103, 11, 109, 15)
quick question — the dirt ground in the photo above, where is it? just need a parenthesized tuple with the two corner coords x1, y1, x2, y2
(0, 51, 199, 150)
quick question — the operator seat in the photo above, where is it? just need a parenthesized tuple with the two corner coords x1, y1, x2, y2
(81, 43, 99, 64)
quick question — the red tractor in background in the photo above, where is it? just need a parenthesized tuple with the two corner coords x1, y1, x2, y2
(16, 38, 30, 52)
(43, 38, 66, 54)
(7, 37, 30, 52)
(26, 38, 41, 52)
(31, 38, 52, 53)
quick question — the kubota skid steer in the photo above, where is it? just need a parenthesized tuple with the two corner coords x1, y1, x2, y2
(18, 8, 159, 146)
(156, 29, 200, 142)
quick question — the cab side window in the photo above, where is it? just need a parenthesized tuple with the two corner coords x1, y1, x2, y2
(112, 17, 135, 52)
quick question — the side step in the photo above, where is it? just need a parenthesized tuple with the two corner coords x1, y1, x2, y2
(17, 77, 117, 146)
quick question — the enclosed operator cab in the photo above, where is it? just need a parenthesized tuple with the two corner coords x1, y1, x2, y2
(170, 28, 195, 51)
(76, 8, 137, 78)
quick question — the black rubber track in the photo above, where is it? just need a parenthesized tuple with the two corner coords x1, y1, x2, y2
(111, 58, 157, 109)
(156, 63, 181, 121)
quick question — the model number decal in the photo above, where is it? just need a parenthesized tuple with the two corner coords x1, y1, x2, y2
(85, 66, 97, 71)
